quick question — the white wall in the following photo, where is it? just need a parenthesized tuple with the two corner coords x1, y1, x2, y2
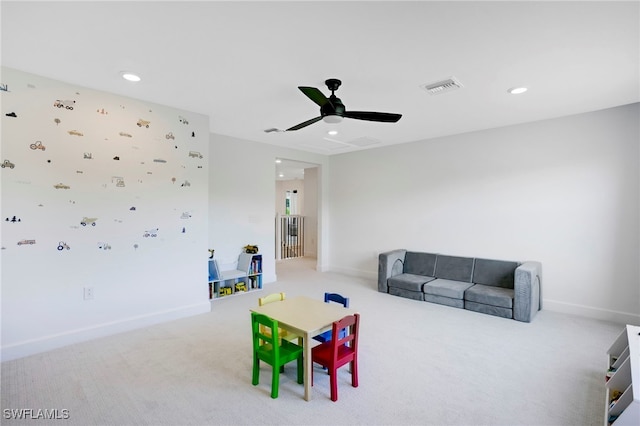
(304, 167, 318, 258)
(1, 68, 210, 361)
(328, 103, 640, 324)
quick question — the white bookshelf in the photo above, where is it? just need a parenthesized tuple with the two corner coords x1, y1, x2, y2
(208, 253, 262, 300)
(605, 325, 640, 425)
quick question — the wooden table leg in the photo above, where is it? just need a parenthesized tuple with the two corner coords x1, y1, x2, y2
(304, 332, 312, 401)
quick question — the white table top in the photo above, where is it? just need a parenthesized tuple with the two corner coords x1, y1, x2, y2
(250, 295, 356, 335)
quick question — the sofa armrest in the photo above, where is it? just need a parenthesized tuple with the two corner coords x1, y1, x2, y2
(513, 261, 542, 322)
(378, 249, 407, 293)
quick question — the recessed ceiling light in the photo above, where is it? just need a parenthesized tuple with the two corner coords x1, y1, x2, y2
(327, 130, 338, 136)
(508, 87, 528, 94)
(275, 159, 282, 163)
(279, 173, 284, 178)
(121, 72, 141, 82)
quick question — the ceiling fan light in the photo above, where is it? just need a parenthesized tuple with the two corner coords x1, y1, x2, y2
(323, 115, 343, 124)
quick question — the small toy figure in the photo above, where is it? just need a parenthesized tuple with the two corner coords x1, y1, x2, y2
(244, 244, 259, 254)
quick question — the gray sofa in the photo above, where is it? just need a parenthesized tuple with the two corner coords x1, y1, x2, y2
(378, 250, 542, 322)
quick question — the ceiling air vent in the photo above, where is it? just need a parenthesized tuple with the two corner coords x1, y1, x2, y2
(420, 77, 463, 95)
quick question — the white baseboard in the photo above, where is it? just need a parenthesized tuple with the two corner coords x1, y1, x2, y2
(1, 302, 211, 362)
(330, 265, 639, 326)
(543, 299, 640, 325)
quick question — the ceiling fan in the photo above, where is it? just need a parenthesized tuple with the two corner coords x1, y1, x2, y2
(286, 79, 402, 131)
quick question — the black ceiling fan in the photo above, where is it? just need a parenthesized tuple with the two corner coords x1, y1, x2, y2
(286, 78, 402, 131)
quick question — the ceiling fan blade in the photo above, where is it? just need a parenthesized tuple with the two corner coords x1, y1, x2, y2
(286, 116, 323, 131)
(298, 86, 330, 107)
(344, 111, 402, 123)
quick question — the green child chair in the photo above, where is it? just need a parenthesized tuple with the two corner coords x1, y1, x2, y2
(251, 312, 303, 398)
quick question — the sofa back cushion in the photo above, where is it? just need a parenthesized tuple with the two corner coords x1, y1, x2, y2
(473, 258, 519, 288)
(434, 255, 474, 282)
(403, 252, 437, 276)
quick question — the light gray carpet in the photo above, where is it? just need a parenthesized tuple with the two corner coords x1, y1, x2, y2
(1, 257, 623, 425)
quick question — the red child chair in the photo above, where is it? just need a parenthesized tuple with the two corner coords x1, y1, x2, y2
(311, 313, 360, 401)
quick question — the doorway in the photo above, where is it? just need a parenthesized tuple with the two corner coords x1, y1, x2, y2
(275, 158, 319, 267)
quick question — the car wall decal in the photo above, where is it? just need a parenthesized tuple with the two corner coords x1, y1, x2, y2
(53, 100, 75, 110)
(29, 141, 46, 151)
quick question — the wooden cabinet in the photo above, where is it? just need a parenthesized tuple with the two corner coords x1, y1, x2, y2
(605, 325, 640, 425)
(208, 253, 262, 300)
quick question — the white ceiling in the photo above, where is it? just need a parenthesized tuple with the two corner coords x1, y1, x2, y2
(2, 1, 639, 161)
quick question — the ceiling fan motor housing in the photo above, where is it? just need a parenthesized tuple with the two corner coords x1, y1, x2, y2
(322, 96, 345, 117)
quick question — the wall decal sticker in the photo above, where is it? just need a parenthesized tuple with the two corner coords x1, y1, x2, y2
(188, 151, 202, 159)
(153, 158, 166, 163)
(6, 112, 17, 117)
(80, 217, 98, 226)
(97, 242, 111, 250)
(83, 153, 92, 159)
(5, 216, 21, 222)
(1, 159, 16, 169)
(76, 170, 83, 174)
(0, 83, 9, 91)
(29, 141, 46, 151)
(17, 239, 36, 245)
(97, 108, 108, 115)
(53, 183, 70, 189)
(180, 212, 192, 219)
(57, 241, 70, 251)
(180, 180, 191, 187)
(136, 119, 150, 128)
(129, 207, 136, 211)
(53, 100, 75, 110)
(179, 116, 189, 125)
(67, 130, 83, 136)
(133, 244, 139, 250)
(113, 156, 120, 161)
(191, 131, 195, 137)
(54, 118, 61, 125)
(171, 177, 176, 184)
(143, 228, 158, 237)
(119, 132, 132, 138)
(165, 132, 175, 140)
(111, 177, 125, 187)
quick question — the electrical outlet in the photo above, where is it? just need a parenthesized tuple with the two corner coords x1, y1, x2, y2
(83, 287, 94, 300)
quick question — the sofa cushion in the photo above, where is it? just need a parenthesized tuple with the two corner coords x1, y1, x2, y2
(424, 294, 465, 309)
(473, 258, 519, 288)
(465, 301, 512, 319)
(389, 286, 424, 301)
(423, 279, 474, 299)
(388, 273, 436, 292)
(403, 252, 437, 276)
(465, 284, 514, 308)
(434, 255, 474, 282)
